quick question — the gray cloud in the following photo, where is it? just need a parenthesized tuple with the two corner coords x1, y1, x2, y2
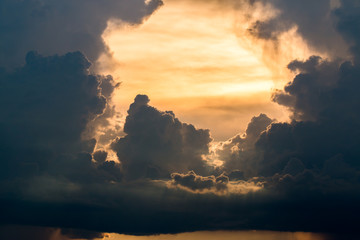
(0, 225, 104, 240)
(111, 95, 212, 180)
(217, 114, 274, 178)
(2, 0, 360, 238)
(0, 0, 163, 69)
(247, 0, 348, 58)
(0, 51, 120, 182)
(334, 0, 360, 62)
(171, 171, 229, 192)
(254, 55, 360, 178)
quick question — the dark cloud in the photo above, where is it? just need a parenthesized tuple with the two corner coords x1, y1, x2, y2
(217, 114, 274, 177)
(60, 228, 105, 240)
(2, 0, 360, 238)
(0, 225, 104, 240)
(0, 51, 120, 182)
(0, 225, 60, 240)
(111, 95, 212, 180)
(0, 0, 163, 69)
(247, 0, 348, 57)
(334, 0, 360, 62)
(171, 171, 229, 192)
(216, 47, 356, 179)
(272, 56, 342, 121)
(93, 150, 108, 164)
(266, 56, 360, 171)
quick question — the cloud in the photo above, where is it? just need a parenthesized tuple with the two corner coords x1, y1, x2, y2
(0, 225, 104, 240)
(0, 51, 120, 182)
(1, 0, 360, 238)
(216, 114, 274, 177)
(264, 56, 360, 173)
(170, 171, 229, 192)
(246, 0, 348, 58)
(334, 1, 360, 57)
(272, 56, 342, 121)
(0, 0, 163, 69)
(111, 95, 212, 180)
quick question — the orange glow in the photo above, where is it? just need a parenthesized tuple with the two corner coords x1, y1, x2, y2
(105, 231, 329, 240)
(97, 0, 324, 139)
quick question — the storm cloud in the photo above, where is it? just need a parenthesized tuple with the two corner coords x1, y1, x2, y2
(0, 0, 163, 68)
(111, 95, 212, 180)
(1, 0, 360, 238)
(0, 51, 120, 182)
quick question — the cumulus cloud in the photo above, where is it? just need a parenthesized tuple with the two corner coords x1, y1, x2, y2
(272, 56, 342, 121)
(0, 0, 163, 68)
(0, 51, 120, 182)
(216, 114, 274, 177)
(111, 95, 212, 180)
(219, 52, 360, 180)
(2, 0, 360, 238)
(264, 56, 360, 172)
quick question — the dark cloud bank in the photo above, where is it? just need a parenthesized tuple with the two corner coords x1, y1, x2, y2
(1, 0, 360, 240)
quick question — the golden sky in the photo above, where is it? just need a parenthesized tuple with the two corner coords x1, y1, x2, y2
(98, 0, 317, 140)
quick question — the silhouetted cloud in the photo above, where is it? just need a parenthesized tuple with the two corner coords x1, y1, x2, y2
(1, 0, 360, 239)
(0, 0, 163, 68)
(334, 0, 360, 62)
(216, 114, 274, 177)
(247, 0, 348, 57)
(260, 56, 360, 176)
(171, 171, 229, 192)
(0, 51, 120, 182)
(111, 95, 212, 180)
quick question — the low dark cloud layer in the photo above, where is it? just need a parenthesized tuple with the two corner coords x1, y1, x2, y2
(0, 0, 163, 68)
(0, 225, 105, 240)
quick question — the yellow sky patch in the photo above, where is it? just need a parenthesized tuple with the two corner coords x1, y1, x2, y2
(99, 0, 295, 140)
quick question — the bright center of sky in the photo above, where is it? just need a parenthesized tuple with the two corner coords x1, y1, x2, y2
(101, 0, 289, 140)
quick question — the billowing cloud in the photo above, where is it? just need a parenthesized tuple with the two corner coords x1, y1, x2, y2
(219, 54, 360, 181)
(0, 0, 163, 68)
(261, 56, 360, 176)
(1, 0, 360, 238)
(0, 51, 120, 182)
(111, 95, 212, 180)
(216, 114, 274, 177)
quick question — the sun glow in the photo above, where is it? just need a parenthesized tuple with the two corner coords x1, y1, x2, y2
(99, 0, 290, 140)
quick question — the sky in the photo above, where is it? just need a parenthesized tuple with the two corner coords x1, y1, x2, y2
(99, 0, 314, 140)
(1, 0, 360, 240)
